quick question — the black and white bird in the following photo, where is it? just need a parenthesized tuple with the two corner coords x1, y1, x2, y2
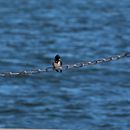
(52, 55, 62, 72)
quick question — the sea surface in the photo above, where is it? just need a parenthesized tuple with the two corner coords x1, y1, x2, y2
(0, 0, 130, 130)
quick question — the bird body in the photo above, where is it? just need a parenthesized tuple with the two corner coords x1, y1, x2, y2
(52, 55, 62, 72)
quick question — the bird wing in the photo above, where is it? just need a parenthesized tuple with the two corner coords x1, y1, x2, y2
(52, 62, 55, 68)
(60, 61, 62, 66)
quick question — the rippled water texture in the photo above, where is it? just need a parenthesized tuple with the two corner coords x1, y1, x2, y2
(0, 0, 130, 129)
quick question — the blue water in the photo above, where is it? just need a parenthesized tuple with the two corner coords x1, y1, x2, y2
(0, 0, 130, 129)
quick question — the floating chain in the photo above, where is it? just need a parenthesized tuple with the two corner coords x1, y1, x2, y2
(0, 52, 129, 77)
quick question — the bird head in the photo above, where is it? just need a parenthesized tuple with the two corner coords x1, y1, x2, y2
(54, 55, 61, 63)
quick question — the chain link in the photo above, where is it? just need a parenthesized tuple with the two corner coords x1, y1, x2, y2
(62, 52, 130, 70)
(0, 52, 129, 77)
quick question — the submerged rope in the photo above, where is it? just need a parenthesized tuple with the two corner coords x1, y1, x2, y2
(0, 52, 129, 77)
